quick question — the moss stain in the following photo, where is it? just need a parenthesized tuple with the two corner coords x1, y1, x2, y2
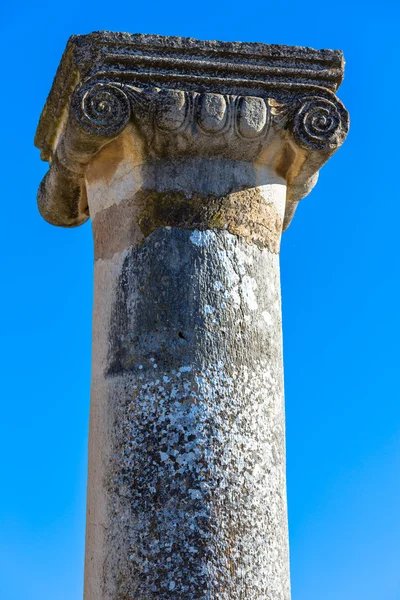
(136, 189, 282, 254)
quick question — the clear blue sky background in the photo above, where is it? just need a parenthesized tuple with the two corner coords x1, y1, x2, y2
(0, 1, 399, 598)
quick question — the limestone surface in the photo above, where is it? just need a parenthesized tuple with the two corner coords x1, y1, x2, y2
(35, 32, 349, 231)
(35, 31, 349, 600)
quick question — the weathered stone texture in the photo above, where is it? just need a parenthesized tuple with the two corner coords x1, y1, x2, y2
(88, 229, 289, 600)
(34, 31, 349, 600)
(35, 32, 349, 231)
(92, 187, 282, 259)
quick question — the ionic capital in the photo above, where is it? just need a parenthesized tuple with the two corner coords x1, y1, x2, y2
(35, 32, 349, 229)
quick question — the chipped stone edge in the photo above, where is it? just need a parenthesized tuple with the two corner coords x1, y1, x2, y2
(34, 32, 349, 231)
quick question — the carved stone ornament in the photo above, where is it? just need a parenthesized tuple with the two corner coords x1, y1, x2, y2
(35, 32, 349, 229)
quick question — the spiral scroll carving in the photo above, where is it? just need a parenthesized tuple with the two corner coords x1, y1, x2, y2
(71, 82, 131, 137)
(293, 96, 347, 150)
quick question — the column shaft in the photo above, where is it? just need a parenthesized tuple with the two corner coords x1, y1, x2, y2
(85, 179, 290, 600)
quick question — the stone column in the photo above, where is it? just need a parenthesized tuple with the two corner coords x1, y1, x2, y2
(35, 32, 349, 600)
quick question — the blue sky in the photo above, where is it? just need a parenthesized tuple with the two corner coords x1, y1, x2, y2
(1, 1, 399, 598)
